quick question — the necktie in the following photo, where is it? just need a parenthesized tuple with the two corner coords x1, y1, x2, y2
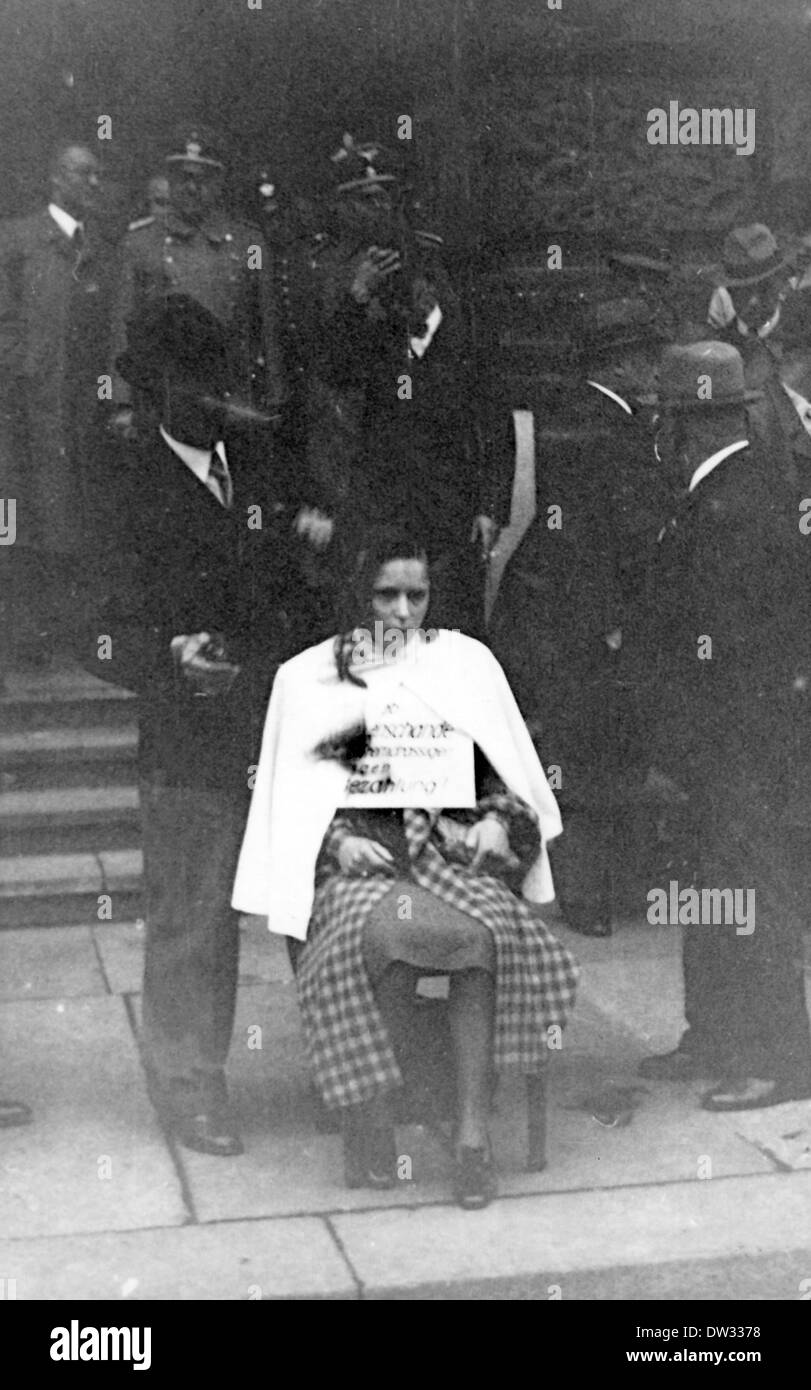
(71, 224, 86, 279)
(207, 447, 233, 508)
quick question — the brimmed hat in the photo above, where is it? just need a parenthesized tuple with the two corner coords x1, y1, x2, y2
(116, 294, 229, 394)
(330, 132, 398, 196)
(657, 341, 760, 411)
(721, 223, 793, 288)
(165, 124, 224, 170)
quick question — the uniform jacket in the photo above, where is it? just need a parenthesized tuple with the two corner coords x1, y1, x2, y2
(306, 233, 511, 546)
(0, 208, 117, 552)
(108, 210, 285, 412)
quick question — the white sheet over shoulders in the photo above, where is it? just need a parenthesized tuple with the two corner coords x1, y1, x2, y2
(231, 630, 562, 939)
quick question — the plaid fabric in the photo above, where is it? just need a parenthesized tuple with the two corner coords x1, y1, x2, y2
(296, 798, 579, 1109)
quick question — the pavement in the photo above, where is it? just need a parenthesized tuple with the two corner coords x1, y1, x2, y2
(1, 916, 811, 1301)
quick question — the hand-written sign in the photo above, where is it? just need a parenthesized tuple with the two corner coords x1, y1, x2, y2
(339, 687, 476, 808)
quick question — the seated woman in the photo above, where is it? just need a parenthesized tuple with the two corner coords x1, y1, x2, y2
(232, 529, 578, 1209)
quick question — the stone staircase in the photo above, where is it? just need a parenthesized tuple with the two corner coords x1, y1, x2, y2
(0, 664, 142, 927)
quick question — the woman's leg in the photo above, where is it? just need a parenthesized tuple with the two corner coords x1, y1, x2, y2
(448, 967, 495, 1152)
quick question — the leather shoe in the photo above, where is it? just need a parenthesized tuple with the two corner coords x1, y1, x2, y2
(701, 1077, 811, 1112)
(172, 1113, 244, 1157)
(0, 1098, 32, 1128)
(453, 1143, 497, 1210)
(638, 1047, 716, 1081)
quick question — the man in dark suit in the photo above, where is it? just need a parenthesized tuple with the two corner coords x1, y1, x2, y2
(489, 307, 668, 935)
(0, 141, 115, 669)
(95, 295, 303, 1155)
(640, 341, 811, 1110)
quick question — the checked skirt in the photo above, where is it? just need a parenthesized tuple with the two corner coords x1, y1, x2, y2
(296, 807, 580, 1109)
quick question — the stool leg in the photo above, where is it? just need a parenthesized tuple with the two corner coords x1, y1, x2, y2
(525, 1072, 547, 1171)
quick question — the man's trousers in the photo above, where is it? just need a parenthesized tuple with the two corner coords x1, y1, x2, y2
(138, 773, 247, 1119)
(681, 815, 811, 1088)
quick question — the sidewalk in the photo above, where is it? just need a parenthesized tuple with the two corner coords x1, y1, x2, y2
(1, 917, 810, 1300)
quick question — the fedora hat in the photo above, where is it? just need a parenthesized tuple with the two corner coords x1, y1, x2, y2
(721, 223, 794, 288)
(657, 341, 760, 411)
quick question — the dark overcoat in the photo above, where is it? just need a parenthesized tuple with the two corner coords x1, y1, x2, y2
(0, 209, 117, 553)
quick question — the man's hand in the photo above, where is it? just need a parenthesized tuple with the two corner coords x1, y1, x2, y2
(350, 246, 401, 304)
(337, 835, 396, 877)
(471, 514, 500, 559)
(295, 507, 334, 550)
(109, 407, 138, 443)
(171, 632, 240, 698)
(466, 816, 518, 873)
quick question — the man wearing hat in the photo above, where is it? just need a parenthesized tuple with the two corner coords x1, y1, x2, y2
(703, 223, 799, 389)
(93, 294, 301, 1155)
(305, 133, 509, 631)
(108, 124, 285, 427)
(639, 340, 811, 1109)
(489, 301, 668, 935)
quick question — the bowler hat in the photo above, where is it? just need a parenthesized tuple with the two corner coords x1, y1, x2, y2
(657, 341, 759, 410)
(116, 294, 230, 394)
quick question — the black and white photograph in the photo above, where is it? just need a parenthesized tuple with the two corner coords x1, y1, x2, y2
(1, 0, 810, 1328)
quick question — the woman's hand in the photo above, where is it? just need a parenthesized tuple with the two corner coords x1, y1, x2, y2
(337, 835, 395, 877)
(465, 817, 518, 873)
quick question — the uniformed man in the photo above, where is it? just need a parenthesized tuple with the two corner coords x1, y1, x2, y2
(255, 169, 334, 557)
(109, 125, 285, 437)
(304, 133, 507, 632)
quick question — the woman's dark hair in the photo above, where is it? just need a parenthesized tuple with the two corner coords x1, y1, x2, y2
(334, 526, 430, 684)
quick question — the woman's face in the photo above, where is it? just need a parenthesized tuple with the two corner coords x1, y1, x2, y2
(370, 558, 430, 634)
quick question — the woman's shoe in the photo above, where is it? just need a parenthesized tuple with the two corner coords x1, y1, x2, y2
(342, 1112, 397, 1190)
(453, 1143, 497, 1210)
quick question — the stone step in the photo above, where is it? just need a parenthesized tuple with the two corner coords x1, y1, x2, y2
(0, 849, 143, 928)
(0, 666, 136, 735)
(0, 724, 138, 790)
(0, 785, 140, 855)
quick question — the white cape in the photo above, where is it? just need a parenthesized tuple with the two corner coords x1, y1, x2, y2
(232, 631, 563, 939)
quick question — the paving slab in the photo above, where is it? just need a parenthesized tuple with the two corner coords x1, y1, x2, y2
(0, 996, 186, 1238)
(0, 1217, 355, 1301)
(0, 926, 106, 1000)
(171, 984, 771, 1223)
(732, 1100, 811, 1171)
(92, 919, 293, 997)
(332, 1171, 811, 1300)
